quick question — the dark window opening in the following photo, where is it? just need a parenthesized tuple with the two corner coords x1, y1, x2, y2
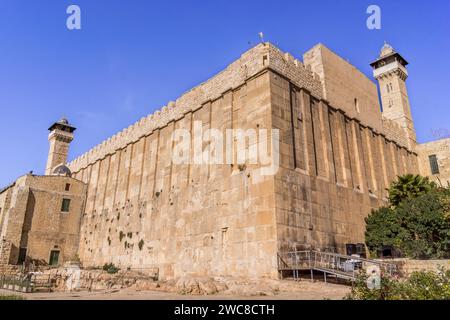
(345, 243, 356, 256)
(345, 243, 366, 258)
(382, 247, 392, 257)
(65, 183, 71, 191)
(49, 250, 60, 266)
(61, 198, 71, 212)
(18, 248, 27, 264)
(429, 154, 440, 175)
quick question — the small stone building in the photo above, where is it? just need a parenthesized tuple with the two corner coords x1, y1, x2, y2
(0, 119, 87, 266)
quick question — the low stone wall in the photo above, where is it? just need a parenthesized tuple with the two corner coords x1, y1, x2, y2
(388, 259, 450, 277)
(38, 267, 306, 296)
(0, 240, 12, 265)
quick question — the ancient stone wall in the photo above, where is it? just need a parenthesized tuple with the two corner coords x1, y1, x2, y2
(389, 258, 450, 277)
(0, 187, 13, 240)
(0, 239, 12, 265)
(303, 44, 383, 132)
(72, 71, 279, 279)
(67, 43, 419, 279)
(382, 118, 410, 150)
(269, 73, 418, 253)
(1, 176, 30, 264)
(417, 138, 450, 186)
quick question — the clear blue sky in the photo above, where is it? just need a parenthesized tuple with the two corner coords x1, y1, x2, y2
(0, 0, 449, 186)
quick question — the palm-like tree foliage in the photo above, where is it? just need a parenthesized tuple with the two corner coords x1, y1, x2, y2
(388, 174, 436, 207)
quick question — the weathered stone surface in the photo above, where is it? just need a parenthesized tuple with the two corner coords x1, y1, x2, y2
(417, 138, 450, 186)
(0, 175, 87, 265)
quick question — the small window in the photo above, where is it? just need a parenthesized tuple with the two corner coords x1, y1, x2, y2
(354, 98, 360, 113)
(61, 198, 71, 212)
(429, 155, 440, 175)
(386, 84, 390, 93)
(49, 250, 60, 266)
(65, 183, 71, 191)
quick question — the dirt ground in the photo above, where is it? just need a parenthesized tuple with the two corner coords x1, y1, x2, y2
(0, 280, 350, 300)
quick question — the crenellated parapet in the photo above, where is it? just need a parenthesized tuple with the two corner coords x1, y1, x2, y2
(382, 117, 410, 150)
(68, 43, 324, 173)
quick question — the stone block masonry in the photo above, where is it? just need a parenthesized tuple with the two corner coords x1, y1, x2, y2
(67, 42, 419, 279)
(417, 138, 450, 186)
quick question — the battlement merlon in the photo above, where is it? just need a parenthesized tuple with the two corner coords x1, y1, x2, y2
(69, 42, 412, 173)
(67, 42, 325, 173)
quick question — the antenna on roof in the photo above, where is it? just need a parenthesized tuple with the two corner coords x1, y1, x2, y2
(258, 32, 264, 43)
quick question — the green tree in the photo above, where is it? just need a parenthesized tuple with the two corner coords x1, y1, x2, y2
(365, 175, 450, 259)
(365, 207, 403, 254)
(388, 174, 436, 207)
(395, 191, 450, 258)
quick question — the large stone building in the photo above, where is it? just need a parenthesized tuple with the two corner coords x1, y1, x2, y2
(0, 42, 448, 279)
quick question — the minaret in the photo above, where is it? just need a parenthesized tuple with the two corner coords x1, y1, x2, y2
(371, 43, 416, 150)
(45, 118, 76, 175)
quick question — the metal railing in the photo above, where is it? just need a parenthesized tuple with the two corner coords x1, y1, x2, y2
(278, 250, 397, 281)
(0, 273, 53, 293)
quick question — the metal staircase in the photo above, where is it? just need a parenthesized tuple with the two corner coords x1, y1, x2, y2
(278, 250, 397, 282)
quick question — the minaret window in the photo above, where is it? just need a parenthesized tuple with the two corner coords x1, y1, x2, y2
(386, 83, 393, 93)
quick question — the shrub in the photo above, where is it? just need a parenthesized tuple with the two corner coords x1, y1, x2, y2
(0, 295, 25, 300)
(102, 263, 120, 274)
(388, 174, 436, 206)
(346, 268, 450, 300)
